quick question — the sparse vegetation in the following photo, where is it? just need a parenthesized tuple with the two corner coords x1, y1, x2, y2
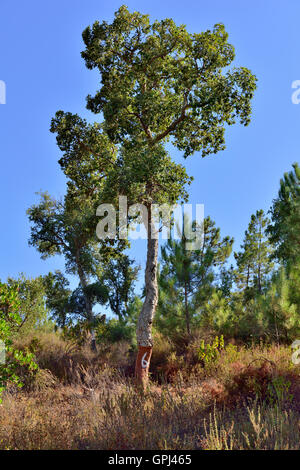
(0, 332, 299, 450)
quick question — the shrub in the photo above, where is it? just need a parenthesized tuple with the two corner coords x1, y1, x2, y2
(96, 318, 136, 345)
(0, 282, 38, 400)
(198, 335, 224, 365)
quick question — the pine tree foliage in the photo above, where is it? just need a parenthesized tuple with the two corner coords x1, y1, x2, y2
(262, 268, 300, 343)
(268, 163, 300, 267)
(234, 209, 273, 298)
(156, 216, 233, 335)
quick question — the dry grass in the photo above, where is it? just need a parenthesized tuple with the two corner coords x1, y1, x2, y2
(202, 403, 300, 450)
(1, 333, 299, 450)
(0, 378, 207, 450)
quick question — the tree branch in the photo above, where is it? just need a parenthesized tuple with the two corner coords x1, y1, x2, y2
(153, 92, 190, 143)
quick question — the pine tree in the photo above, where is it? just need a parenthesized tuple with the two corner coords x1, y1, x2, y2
(268, 163, 300, 268)
(156, 217, 233, 335)
(262, 268, 300, 343)
(218, 265, 234, 298)
(234, 209, 273, 299)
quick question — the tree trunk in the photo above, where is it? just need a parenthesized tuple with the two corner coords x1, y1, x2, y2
(258, 263, 262, 294)
(246, 264, 250, 288)
(135, 345, 153, 388)
(135, 205, 158, 390)
(184, 280, 191, 336)
(76, 250, 96, 352)
(90, 330, 97, 352)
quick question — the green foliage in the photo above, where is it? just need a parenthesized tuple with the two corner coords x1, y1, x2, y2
(99, 255, 139, 321)
(200, 290, 233, 334)
(0, 282, 38, 400)
(198, 335, 224, 364)
(268, 163, 300, 267)
(288, 264, 300, 308)
(231, 296, 266, 341)
(267, 376, 293, 406)
(234, 209, 273, 299)
(96, 318, 136, 345)
(61, 316, 105, 346)
(96, 294, 142, 345)
(27, 191, 104, 279)
(27, 191, 99, 328)
(43, 271, 72, 327)
(6, 274, 53, 336)
(261, 268, 300, 343)
(68, 283, 108, 321)
(201, 265, 300, 343)
(157, 216, 233, 335)
(218, 265, 234, 298)
(81, 5, 256, 157)
(28, 190, 137, 338)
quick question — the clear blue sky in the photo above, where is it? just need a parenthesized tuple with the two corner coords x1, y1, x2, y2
(0, 0, 299, 291)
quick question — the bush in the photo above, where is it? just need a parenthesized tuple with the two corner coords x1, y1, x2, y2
(0, 282, 38, 399)
(96, 318, 136, 345)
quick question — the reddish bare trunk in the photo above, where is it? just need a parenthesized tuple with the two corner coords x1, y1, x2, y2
(135, 346, 153, 390)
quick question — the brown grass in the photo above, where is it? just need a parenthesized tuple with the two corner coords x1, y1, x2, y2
(0, 332, 299, 450)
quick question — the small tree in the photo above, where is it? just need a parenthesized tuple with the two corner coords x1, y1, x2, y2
(6, 274, 52, 337)
(157, 216, 233, 335)
(27, 192, 98, 328)
(27, 191, 129, 349)
(43, 271, 72, 328)
(234, 210, 273, 299)
(262, 268, 300, 343)
(268, 163, 300, 268)
(0, 282, 37, 400)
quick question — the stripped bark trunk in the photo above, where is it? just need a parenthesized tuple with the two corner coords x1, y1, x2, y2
(135, 204, 158, 390)
(76, 249, 97, 352)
